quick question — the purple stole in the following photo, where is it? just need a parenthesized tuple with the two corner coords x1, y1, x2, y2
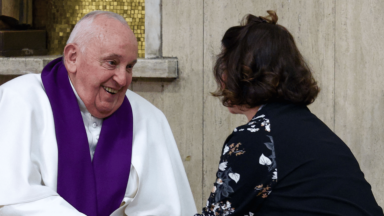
(41, 57, 133, 216)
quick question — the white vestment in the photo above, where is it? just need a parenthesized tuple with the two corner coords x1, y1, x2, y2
(0, 74, 197, 216)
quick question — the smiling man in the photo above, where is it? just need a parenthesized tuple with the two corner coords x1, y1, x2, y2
(0, 11, 196, 216)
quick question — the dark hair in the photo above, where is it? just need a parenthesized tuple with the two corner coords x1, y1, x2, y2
(212, 10, 319, 107)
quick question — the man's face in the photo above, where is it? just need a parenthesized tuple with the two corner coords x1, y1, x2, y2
(71, 17, 138, 118)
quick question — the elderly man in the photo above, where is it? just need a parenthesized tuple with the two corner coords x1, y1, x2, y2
(0, 11, 196, 216)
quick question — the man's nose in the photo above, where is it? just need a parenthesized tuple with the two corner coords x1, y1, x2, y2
(113, 66, 128, 87)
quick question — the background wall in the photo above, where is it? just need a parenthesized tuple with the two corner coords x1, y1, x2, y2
(130, 0, 384, 211)
(0, 0, 383, 212)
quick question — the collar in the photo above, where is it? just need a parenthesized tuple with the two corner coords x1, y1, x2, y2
(68, 77, 103, 124)
(69, 77, 89, 114)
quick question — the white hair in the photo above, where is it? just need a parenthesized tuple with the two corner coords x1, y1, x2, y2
(66, 10, 129, 53)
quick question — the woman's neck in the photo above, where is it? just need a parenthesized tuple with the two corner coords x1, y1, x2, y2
(244, 106, 261, 122)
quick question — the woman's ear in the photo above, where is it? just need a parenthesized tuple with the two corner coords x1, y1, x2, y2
(63, 44, 78, 74)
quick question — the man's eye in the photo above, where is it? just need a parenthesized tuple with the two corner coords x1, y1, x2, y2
(107, 60, 117, 66)
(126, 64, 135, 72)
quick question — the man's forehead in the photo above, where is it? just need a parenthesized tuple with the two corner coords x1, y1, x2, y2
(102, 53, 122, 59)
(93, 15, 131, 32)
(100, 52, 137, 62)
(93, 24, 136, 45)
(80, 16, 138, 60)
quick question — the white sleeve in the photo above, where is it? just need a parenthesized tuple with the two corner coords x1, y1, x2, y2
(0, 84, 85, 216)
(110, 165, 139, 216)
(122, 91, 197, 216)
(0, 197, 86, 216)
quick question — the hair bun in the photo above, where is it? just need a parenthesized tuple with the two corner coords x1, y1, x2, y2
(263, 10, 278, 24)
(243, 10, 278, 26)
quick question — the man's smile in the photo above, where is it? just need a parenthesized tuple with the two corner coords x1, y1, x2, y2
(102, 86, 118, 94)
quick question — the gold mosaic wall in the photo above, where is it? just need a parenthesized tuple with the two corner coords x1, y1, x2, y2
(47, 0, 145, 57)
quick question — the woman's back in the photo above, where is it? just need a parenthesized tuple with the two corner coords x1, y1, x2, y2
(258, 102, 382, 215)
(197, 102, 382, 215)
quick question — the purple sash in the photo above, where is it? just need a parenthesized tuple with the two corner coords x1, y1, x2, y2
(41, 57, 133, 216)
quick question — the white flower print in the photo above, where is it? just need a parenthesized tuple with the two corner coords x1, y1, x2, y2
(216, 178, 223, 185)
(229, 173, 240, 183)
(265, 124, 271, 132)
(247, 114, 271, 133)
(261, 119, 271, 132)
(259, 154, 272, 165)
(272, 169, 277, 180)
(223, 201, 231, 210)
(233, 128, 238, 132)
(239, 128, 245, 131)
(223, 145, 229, 155)
(219, 162, 228, 171)
(253, 114, 265, 120)
(213, 203, 220, 212)
(247, 128, 259, 132)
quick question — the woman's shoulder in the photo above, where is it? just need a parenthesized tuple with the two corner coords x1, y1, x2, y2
(222, 106, 275, 158)
(231, 105, 271, 133)
(258, 101, 333, 137)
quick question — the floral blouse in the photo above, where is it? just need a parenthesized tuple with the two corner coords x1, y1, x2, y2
(195, 107, 277, 216)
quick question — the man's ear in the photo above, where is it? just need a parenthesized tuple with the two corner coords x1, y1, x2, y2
(63, 44, 78, 74)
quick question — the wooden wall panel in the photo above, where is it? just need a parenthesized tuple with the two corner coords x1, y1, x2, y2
(335, 0, 384, 207)
(202, 0, 335, 208)
(131, 0, 204, 211)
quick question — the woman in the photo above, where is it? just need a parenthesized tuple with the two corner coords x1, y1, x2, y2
(196, 11, 383, 216)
